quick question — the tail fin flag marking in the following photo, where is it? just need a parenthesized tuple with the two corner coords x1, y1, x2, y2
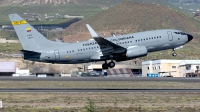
(26, 27, 31, 32)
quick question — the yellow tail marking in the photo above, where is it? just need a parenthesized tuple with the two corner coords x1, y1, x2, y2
(12, 20, 27, 26)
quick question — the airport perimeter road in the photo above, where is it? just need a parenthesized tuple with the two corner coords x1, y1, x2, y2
(0, 88, 200, 92)
(0, 77, 200, 82)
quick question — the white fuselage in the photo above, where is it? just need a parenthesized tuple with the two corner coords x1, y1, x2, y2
(36, 29, 188, 64)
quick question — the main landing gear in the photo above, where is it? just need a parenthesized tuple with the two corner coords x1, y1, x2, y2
(102, 60, 115, 69)
(172, 48, 177, 56)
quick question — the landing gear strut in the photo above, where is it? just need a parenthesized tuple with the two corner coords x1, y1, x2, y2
(172, 49, 177, 56)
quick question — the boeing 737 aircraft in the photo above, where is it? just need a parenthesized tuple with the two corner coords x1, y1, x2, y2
(9, 14, 193, 69)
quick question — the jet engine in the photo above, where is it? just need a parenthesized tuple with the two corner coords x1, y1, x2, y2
(126, 46, 148, 58)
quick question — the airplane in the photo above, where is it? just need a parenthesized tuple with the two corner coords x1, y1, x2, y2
(9, 14, 193, 69)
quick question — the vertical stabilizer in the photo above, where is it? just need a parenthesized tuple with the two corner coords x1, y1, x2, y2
(9, 14, 62, 51)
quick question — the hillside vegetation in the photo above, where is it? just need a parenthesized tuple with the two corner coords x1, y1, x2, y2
(0, 0, 196, 24)
(0, 0, 122, 6)
(64, 1, 200, 34)
(0, 4, 101, 24)
(63, 1, 200, 59)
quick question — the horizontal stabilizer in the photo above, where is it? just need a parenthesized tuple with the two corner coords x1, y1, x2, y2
(20, 50, 41, 55)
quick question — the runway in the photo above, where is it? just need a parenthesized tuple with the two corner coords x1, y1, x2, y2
(0, 77, 200, 82)
(0, 88, 200, 92)
(1, 77, 200, 92)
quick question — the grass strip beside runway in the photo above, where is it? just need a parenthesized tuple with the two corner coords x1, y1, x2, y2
(0, 81, 200, 89)
(1, 81, 200, 111)
(0, 93, 200, 112)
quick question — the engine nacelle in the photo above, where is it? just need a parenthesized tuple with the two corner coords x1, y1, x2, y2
(126, 46, 148, 58)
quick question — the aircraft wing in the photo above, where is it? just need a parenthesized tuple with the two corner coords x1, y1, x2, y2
(86, 24, 126, 55)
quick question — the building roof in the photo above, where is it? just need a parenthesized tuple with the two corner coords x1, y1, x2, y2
(88, 64, 141, 70)
(142, 60, 200, 66)
(0, 62, 15, 72)
(142, 60, 183, 65)
(179, 60, 200, 66)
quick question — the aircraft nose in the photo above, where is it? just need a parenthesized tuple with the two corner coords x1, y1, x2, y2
(187, 34, 193, 42)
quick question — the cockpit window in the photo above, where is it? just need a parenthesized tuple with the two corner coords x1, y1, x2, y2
(180, 32, 187, 35)
(174, 32, 187, 35)
(174, 32, 181, 34)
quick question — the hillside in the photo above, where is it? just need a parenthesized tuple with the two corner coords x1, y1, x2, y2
(0, 0, 122, 24)
(63, 1, 200, 60)
(0, 0, 122, 6)
(0, 0, 196, 24)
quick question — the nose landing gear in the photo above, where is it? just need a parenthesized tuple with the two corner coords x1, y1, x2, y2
(172, 49, 177, 56)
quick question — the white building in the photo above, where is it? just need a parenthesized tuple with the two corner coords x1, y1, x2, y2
(179, 60, 200, 77)
(142, 60, 200, 77)
(15, 68, 30, 76)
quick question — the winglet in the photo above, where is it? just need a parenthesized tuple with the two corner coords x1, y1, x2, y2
(86, 24, 99, 38)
